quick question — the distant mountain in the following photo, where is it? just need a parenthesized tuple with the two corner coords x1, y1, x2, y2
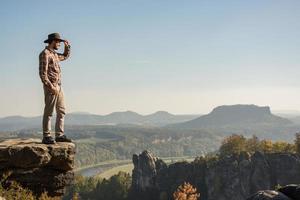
(104, 111, 144, 124)
(287, 116, 300, 125)
(273, 110, 300, 120)
(168, 104, 292, 129)
(143, 111, 200, 125)
(65, 113, 104, 125)
(0, 111, 200, 131)
(0, 116, 41, 131)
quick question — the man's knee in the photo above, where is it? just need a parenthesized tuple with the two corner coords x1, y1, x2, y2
(57, 107, 66, 117)
(43, 107, 55, 117)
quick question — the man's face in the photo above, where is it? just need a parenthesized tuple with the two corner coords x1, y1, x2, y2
(51, 40, 61, 50)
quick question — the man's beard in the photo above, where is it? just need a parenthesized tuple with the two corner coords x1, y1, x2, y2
(54, 45, 59, 50)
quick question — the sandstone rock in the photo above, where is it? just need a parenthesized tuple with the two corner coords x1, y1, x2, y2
(278, 184, 300, 200)
(246, 190, 291, 200)
(249, 152, 273, 194)
(247, 184, 300, 200)
(130, 151, 300, 200)
(266, 154, 300, 186)
(132, 150, 167, 192)
(0, 138, 76, 197)
(0, 138, 75, 170)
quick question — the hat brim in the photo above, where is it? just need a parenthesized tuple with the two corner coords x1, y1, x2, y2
(44, 38, 65, 43)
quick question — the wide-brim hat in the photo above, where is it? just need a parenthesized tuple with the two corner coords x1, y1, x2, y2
(44, 33, 65, 43)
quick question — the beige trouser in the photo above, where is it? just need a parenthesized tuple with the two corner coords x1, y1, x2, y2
(42, 84, 66, 137)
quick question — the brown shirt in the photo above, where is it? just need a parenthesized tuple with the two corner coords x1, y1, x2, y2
(39, 45, 70, 89)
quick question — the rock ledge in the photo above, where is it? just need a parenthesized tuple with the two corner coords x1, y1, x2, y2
(0, 138, 75, 197)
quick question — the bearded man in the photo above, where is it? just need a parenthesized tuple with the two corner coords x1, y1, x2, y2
(39, 33, 72, 144)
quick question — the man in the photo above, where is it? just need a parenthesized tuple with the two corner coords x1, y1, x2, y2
(39, 33, 72, 144)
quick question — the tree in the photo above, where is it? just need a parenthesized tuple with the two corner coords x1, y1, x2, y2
(272, 141, 295, 153)
(295, 133, 300, 154)
(93, 171, 131, 200)
(259, 140, 273, 153)
(173, 182, 200, 200)
(63, 175, 99, 200)
(64, 172, 131, 200)
(219, 134, 247, 157)
(245, 135, 260, 153)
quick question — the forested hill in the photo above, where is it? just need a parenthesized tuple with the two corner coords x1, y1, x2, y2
(0, 111, 200, 131)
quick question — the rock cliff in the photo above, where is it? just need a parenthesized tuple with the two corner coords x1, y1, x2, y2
(247, 184, 300, 200)
(0, 138, 75, 197)
(132, 151, 167, 191)
(131, 151, 300, 200)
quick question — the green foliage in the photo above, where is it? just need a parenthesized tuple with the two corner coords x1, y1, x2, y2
(0, 180, 58, 200)
(64, 172, 131, 200)
(0, 171, 77, 200)
(94, 172, 131, 200)
(70, 126, 221, 168)
(258, 139, 274, 153)
(75, 142, 117, 167)
(0, 181, 35, 200)
(63, 175, 99, 200)
(295, 133, 300, 154)
(272, 141, 295, 153)
(219, 134, 297, 157)
(274, 184, 282, 190)
(194, 154, 219, 167)
(219, 134, 247, 157)
(245, 135, 260, 152)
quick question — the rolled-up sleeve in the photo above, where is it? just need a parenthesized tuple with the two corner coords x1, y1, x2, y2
(58, 44, 71, 61)
(39, 51, 53, 88)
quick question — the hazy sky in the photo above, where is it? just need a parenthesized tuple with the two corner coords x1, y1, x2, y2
(1, 0, 300, 117)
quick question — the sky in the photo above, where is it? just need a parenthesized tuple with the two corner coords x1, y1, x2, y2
(0, 0, 300, 117)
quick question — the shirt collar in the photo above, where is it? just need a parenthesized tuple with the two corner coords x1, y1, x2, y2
(46, 46, 57, 54)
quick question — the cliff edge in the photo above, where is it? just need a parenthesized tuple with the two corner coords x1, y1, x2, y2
(0, 138, 75, 197)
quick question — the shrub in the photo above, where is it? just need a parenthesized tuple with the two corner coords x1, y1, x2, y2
(0, 180, 58, 200)
(295, 133, 300, 154)
(173, 182, 200, 200)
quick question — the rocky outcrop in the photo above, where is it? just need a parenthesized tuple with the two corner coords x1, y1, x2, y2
(130, 151, 167, 199)
(131, 151, 300, 200)
(132, 151, 167, 191)
(247, 190, 291, 200)
(0, 138, 75, 197)
(247, 184, 300, 200)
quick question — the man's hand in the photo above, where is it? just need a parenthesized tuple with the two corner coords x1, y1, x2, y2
(50, 85, 59, 95)
(63, 40, 70, 46)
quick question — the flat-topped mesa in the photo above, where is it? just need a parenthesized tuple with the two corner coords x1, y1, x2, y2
(211, 104, 271, 116)
(0, 138, 76, 197)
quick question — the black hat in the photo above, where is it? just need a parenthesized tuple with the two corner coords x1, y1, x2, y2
(44, 33, 65, 43)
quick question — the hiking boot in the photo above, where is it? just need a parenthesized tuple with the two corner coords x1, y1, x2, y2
(55, 135, 73, 143)
(42, 135, 56, 144)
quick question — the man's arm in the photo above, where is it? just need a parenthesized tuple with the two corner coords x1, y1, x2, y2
(39, 52, 58, 95)
(58, 40, 71, 61)
(39, 51, 53, 88)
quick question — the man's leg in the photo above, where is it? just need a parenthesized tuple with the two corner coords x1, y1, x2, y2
(54, 86, 72, 142)
(55, 85, 66, 137)
(42, 85, 58, 140)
